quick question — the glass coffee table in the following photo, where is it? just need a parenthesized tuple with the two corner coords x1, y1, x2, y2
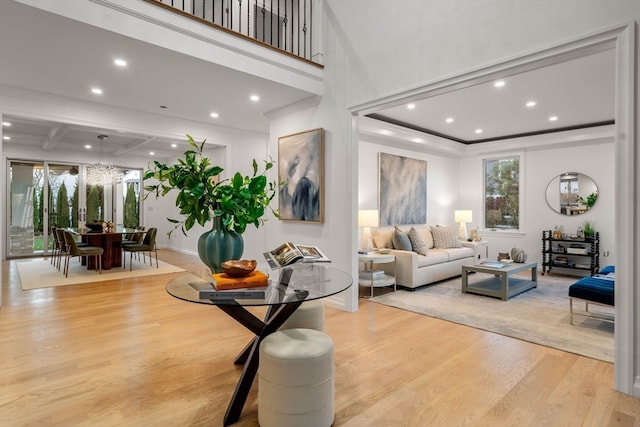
(166, 263, 352, 426)
(461, 261, 537, 301)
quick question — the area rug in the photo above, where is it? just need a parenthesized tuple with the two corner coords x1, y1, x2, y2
(17, 257, 185, 290)
(370, 272, 614, 362)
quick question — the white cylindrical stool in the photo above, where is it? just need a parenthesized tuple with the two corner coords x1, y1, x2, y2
(279, 299, 325, 331)
(259, 328, 334, 427)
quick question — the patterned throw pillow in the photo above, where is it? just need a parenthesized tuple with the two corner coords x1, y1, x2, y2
(431, 225, 462, 249)
(392, 226, 412, 251)
(408, 227, 429, 255)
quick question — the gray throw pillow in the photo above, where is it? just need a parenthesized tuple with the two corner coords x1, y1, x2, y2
(408, 227, 429, 255)
(392, 226, 412, 251)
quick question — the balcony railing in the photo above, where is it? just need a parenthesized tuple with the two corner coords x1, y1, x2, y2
(145, 0, 320, 65)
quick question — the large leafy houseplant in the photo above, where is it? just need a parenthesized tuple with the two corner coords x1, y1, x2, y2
(143, 134, 279, 238)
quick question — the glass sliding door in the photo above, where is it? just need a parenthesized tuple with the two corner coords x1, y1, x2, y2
(8, 161, 42, 257)
(7, 161, 80, 258)
(7, 159, 142, 259)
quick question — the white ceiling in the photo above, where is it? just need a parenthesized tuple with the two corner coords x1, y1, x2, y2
(1, 1, 616, 158)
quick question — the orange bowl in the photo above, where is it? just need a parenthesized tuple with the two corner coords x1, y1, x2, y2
(221, 259, 257, 277)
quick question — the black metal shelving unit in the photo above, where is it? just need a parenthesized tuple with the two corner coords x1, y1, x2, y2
(541, 230, 600, 276)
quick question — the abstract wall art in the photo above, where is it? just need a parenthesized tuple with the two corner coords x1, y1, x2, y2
(378, 152, 427, 225)
(278, 128, 324, 222)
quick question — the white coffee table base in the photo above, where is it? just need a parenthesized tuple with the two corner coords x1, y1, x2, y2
(461, 262, 537, 301)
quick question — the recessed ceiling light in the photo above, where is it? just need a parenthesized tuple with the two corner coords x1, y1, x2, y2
(412, 137, 424, 143)
(114, 58, 127, 67)
(210, 112, 219, 118)
(250, 94, 260, 102)
(549, 116, 558, 121)
(526, 101, 537, 107)
(149, 152, 155, 156)
(494, 80, 505, 88)
(3, 136, 10, 140)
(91, 87, 103, 95)
(407, 103, 416, 110)
(2, 121, 11, 126)
(85, 145, 92, 149)
(171, 143, 177, 148)
(475, 129, 483, 134)
(445, 117, 454, 123)
(380, 130, 392, 136)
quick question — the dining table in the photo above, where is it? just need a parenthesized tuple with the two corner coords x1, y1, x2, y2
(69, 227, 145, 270)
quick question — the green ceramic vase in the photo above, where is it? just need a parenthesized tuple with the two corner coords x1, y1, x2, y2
(197, 217, 244, 274)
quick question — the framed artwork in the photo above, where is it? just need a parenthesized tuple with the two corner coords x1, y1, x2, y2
(378, 152, 427, 225)
(278, 128, 324, 222)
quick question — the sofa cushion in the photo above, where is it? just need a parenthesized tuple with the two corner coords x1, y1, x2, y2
(431, 225, 462, 249)
(416, 250, 449, 267)
(392, 227, 412, 251)
(408, 227, 429, 255)
(416, 227, 435, 249)
(372, 228, 394, 249)
(442, 247, 475, 261)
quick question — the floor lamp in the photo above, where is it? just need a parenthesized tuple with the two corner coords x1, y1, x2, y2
(358, 210, 379, 251)
(454, 210, 472, 241)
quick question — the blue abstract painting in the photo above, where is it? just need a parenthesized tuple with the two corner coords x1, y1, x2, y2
(379, 152, 427, 225)
(278, 128, 324, 222)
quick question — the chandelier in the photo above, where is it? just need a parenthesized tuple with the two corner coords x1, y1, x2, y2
(86, 135, 122, 186)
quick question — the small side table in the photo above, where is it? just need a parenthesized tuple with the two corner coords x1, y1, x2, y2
(358, 253, 396, 298)
(464, 240, 489, 262)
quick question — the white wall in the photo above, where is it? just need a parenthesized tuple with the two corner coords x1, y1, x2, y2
(459, 134, 616, 268)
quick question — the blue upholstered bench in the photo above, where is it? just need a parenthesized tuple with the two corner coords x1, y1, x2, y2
(568, 266, 615, 325)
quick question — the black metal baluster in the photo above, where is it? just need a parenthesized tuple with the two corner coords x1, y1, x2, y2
(296, 0, 300, 56)
(302, 0, 307, 58)
(261, 0, 266, 43)
(269, 0, 273, 46)
(277, 0, 280, 49)
(283, 0, 288, 52)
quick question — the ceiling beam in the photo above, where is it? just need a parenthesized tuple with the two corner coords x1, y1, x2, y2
(112, 136, 158, 157)
(41, 124, 70, 150)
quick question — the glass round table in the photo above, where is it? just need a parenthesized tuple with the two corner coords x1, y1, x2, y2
(166, 263, 352, 426)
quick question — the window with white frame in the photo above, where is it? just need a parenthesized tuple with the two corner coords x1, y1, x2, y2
(484, 156, 520, 230)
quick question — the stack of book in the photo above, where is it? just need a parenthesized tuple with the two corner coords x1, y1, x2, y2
(191, 271, 269, 299)
(359, 270, 386, 280)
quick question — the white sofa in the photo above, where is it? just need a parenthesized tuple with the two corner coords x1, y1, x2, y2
(371, 226, 476, 290)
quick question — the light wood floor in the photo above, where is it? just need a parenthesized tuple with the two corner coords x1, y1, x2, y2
(1, 250, 638, 426)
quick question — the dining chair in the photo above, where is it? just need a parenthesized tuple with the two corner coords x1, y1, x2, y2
(122, 227, 158, 271)
(54, 228, 68, 271)
(62, 230, 104, 277)
(50, 227, 59, 266)
(121, 227, 145, 263)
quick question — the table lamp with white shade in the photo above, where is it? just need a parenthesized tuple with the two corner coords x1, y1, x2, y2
(454, 210, 473, 241)
(358, 210, 379, 250)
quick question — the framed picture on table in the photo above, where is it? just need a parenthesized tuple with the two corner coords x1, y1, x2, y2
(278, 128, 324, 223)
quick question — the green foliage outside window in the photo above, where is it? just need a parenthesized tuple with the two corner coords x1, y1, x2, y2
(485, 157, 520, 230)
(123, 182, 139, 227)
(71, 183, 79, 228)
(86, 185, 102, 222)
(56, 183, 70, 228)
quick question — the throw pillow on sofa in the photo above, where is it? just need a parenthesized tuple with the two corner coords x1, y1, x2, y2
(408, 227, 429, 255)
(372, 228, 394, 249)
(431, 225, 462, 249)
(392, 226, 413, 251)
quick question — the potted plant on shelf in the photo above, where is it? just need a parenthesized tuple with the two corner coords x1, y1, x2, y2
(582, 220, 595, 239)
(143, 134, 279, 273)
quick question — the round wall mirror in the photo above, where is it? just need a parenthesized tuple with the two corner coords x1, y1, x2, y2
(545, 172, 598, 215)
